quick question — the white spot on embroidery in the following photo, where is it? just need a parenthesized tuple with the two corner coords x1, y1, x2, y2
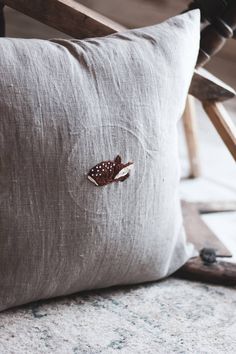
(114, 164, 133, 180)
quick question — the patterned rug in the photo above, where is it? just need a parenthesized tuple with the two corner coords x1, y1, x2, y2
(0, 278, 236, 353)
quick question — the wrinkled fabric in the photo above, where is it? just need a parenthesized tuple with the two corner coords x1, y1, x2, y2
(0, 10, 200, 311)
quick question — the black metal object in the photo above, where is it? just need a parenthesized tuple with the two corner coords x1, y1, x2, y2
(200, 248, 217, 265)
(0, 2, 5, 37)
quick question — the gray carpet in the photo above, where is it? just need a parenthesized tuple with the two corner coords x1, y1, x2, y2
(0, 278, 236, 353)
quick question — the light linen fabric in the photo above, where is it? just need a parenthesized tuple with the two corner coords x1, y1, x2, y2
(0, 10, 200, 311)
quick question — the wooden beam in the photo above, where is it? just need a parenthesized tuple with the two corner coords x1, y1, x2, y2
(203, 101, 236, 161)
(182, 201, 232, 257)
(179, 201, 236, 286)
(176, 257, 236, 286)
(3, 0, 125, 38)
(190, 68, 236, 102)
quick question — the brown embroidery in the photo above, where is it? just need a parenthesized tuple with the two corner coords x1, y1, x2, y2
(87, 155, 133, 186)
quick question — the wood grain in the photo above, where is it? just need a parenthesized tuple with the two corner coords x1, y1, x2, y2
(176, 257, 236, 286)
(179, 201, 236, 285)
(203, 101, 236, 160)
(190, 68, 236, 102)
(3, 0, 125, 38)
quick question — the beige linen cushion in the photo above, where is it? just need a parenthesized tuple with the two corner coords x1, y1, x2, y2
(0, 10, 200, 311)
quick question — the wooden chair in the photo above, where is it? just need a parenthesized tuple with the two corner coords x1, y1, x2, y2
(0, 0, 236, 285)
(183, 0, 236, 178)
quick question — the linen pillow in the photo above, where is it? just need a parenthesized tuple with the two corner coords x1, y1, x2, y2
(0, 10, 200, 311)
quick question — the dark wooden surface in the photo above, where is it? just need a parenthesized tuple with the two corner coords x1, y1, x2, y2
(190, 68, 236, 102)
(179, 200, 236, 286)
(176, 257, 236, 286)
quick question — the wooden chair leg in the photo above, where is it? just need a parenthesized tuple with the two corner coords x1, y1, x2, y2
(203, 101, 236, 161)
(182, 95, 201, 178)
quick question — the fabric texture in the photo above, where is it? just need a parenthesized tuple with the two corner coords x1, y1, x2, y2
(0, 10, 200, 312)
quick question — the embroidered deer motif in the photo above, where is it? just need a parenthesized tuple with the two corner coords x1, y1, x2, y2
(87, 155, 133, 186)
